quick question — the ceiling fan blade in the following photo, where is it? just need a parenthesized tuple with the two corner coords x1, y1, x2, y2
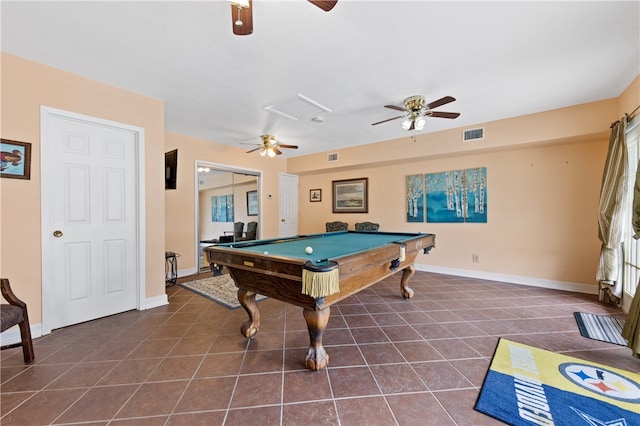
(409, 120, 416, 131)
(277, 144, 299, 150)
(371, 115, 405, 126)
(429, 111, 460, 119)
(246, 146, 261, 154)
(231, 0, 253, 36)
(307, 0, 338, 12)
(426, 96, 455, 110)
(272, 147, 283, 155)
(384, 104, 408, 112)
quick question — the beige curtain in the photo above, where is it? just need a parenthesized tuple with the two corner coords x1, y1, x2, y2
(623, 282, 640, 358)
(596, 117, 628, 304)
(622, 154, 640, 358)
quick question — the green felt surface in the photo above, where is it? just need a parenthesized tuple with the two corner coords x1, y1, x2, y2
(225, 231, 422, 264)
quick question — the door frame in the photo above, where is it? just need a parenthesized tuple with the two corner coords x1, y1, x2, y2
(193, 160, 262, 275)
(40, 106, 146, 335)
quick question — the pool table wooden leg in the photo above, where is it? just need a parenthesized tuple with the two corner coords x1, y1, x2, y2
(400, 265, 416, 299)
(303, 307, 330, 371)
(238, 289, 261, 338)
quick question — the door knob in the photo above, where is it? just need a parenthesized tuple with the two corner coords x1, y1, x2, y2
(53, 230, 63, 238)
(281, 219, 285, 222)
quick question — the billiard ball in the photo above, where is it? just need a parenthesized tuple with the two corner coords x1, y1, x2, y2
(305, 246, 313, 254)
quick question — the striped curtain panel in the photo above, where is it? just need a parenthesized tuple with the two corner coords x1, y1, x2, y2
(596, 117, 628, 303)
(623, 119, 640, 359)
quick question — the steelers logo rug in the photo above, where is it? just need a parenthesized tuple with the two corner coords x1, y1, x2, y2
(474, 338, 639, 425)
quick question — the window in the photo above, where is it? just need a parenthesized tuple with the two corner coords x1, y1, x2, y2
(622, 115, 640, 301)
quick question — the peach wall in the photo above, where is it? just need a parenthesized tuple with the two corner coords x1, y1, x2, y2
(288, 100, 616, 175)
(292, 97, 633, 289)
(165, 132, 287, 274)
(0, 53, 166, 324)
(618, 75, 639, 118)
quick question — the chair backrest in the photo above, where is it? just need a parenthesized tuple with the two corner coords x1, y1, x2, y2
(245, 221, 258, 240)
(233, 221, 244, 241)
(355, 221, 380, 232)
(0, 278, 35, 363)
(326, 221, 348, 232)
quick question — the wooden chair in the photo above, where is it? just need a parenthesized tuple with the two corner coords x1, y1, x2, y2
(326, 221, 348, 232)
(355, 221, 380, 231)
(0, 278, 35, 363)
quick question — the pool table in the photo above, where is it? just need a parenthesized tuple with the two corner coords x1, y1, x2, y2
(204, 230, 435, 370)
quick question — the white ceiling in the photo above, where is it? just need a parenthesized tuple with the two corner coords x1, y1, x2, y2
(2, 1, 639, 157)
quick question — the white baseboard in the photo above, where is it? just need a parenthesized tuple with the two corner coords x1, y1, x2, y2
(144, 294, 169, 310)
(178, 267, 198, 278)
(415, 263, 599, 295)
(0, 323, 43, 346)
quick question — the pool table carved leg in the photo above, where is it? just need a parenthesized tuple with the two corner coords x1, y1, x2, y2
(303, 307, 330, 371)
(400, 265, 416, 299)
(238, 289, 261, 338)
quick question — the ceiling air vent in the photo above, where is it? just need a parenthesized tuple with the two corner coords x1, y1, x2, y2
(327, 152, 339, 162)
(463, 128, 484, 142)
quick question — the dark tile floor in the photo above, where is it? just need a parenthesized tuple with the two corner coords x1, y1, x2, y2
(1, 272, 638, 425)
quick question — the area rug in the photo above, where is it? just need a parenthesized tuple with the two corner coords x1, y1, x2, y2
(179, 274, 267, 309)
(474, 338, 640, 426)
(574, 312, 627, 346)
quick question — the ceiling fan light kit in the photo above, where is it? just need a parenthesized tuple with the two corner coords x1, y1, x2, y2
(245, 134, 299, 157)
(372, 94, 460, 131)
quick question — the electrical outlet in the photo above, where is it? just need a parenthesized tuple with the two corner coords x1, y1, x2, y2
(472, 253, 480, 263)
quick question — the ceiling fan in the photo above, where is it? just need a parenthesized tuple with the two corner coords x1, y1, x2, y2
(229, 0, 338, 36)
(371, 95, 460, 131)
(245, 135, 299, 157)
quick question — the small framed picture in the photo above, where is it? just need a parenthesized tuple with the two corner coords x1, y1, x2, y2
(310, 189, 322, 202)
(1, 139, 31, 180)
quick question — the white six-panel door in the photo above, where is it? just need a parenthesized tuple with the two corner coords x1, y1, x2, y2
(279, 173, 298, 237)
(41, 107, 142, 333)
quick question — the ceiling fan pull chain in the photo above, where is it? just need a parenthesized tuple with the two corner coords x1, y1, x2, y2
(235, 6, 243, 27)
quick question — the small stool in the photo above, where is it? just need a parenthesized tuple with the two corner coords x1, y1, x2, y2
(165, 252, 180, 287)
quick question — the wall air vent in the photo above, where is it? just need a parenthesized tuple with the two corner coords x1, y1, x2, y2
(463, 128, 484, 142)
(327, 152, 339, 162)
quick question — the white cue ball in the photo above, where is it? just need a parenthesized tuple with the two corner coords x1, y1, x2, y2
(305, 246, 313, 254)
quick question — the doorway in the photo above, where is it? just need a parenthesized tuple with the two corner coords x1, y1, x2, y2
(195, 162, 261, 272)
(40, 107, 144, 335)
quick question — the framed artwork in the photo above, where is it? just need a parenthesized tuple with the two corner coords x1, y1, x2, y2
(425, 167, 487, 223)
(1, 139, 31, 180)
(310, 189, 322, 202)
(246, 190, 258, 216)
(332, 178, 368, 213)
(406, 174, 425, 222)
(211, 194, 234, 222)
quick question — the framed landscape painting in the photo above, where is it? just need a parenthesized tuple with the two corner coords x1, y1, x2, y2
(332, 178, 368, 213)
